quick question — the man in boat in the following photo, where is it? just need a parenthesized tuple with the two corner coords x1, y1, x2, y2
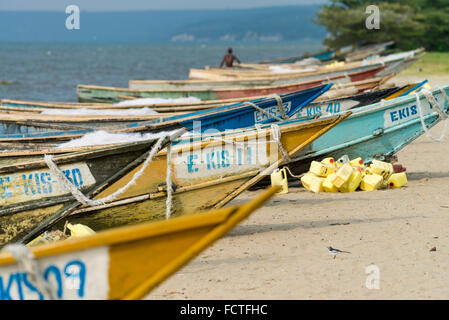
(220, 48, 241, 68)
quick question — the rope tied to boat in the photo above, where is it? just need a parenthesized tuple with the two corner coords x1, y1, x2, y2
(414, 88, 449, 142)
(270, 124, 290, 162)
(2, 243, 57, 300)
(283, 165, 306, 179)
(165, 143, 173, 219)
(244, 94, 288, 122)
(45, 133, 174, 220)
(267, 94, 288, 120)
(244, 101, 283, 122)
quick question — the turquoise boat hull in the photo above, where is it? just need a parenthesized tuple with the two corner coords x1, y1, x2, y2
(287, 85, 449, 173)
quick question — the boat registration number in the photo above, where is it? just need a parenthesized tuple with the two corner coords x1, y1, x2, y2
(383, 94, 442, 128)
(174, 141, 269, 180)
(0, 162, 96, 205)
(254, 101, 292, 123)
(0, 246, 109, 300)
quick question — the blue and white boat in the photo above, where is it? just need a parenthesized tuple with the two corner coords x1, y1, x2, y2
(0, 84, 332, 144)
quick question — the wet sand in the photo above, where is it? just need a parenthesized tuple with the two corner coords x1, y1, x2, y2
(147, 75, 449, 300)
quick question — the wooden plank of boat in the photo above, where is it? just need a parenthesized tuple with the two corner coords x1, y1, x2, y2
(78, 66, 385, 103)
(0, 186, 279, 300)
(1, 96, 270, 112)
(0, 111, 181, 129)
(0, 112, 350, 246)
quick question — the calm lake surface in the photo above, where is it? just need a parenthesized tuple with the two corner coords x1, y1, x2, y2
(0, 42, 323, 101)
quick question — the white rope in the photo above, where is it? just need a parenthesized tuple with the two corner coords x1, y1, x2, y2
(439, 87, 449, 112)
(267, 94, 287, 119)
(244, 101, 283, 122)
(44, 134, 168, 207)
(415, 90, 449, 142)
(270, 124, 290, 162)
(165, 143, 173, 219)
(284, 166, 305, 179)
(422, 89, 448, 120)
(335, 81, 343, 89)
(3, 244, 57, 300)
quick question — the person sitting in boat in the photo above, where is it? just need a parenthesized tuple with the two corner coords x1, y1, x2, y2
(220, 48, 241, 68)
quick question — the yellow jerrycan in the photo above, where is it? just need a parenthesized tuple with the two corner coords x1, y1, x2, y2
(321, 157, 336, 167)
(339, 167, 363, 193)
(349, 157, 364, 168)
(360, 174, 384, 191)
(301, 172, 324, 193)
(67, 223, 96, 239)
(270, 168, 289, 194)
(386, 172, 408, 189)
(331, 163, 353, 188)
(369, 160, 394, 180)
(323, 173, 339, 193)
(309, 161, 335, 177)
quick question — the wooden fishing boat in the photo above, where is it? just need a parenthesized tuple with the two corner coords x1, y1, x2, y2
(128, 72, 390, 92)
(189, 49, 421, 81)
(0, 112, 350, 246)
(1, 96, 274, 113)
(233, 49, 422, 76)
(78, 66, 384, 103)
(0, 186, 279, 300)
(3, 76, 390, 113)
(285, 84, 449, 176)
(295, 81, 427, 119)
(257, 41, 394, 65)
(344, 41, 396, 62)
(0, 86, 331, 140)
(0, 112, 184, 132)
(189, 61, 385, 81)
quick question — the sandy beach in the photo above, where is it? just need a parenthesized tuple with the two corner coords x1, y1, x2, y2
(148, 74, 449, 300)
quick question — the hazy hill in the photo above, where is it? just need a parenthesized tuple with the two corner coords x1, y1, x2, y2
(0, 6, 325, 43)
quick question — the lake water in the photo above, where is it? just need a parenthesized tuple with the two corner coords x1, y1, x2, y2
(0, 42, 323, 102)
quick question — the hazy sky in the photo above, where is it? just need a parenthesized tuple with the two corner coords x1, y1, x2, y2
(0, 0, 326, 11)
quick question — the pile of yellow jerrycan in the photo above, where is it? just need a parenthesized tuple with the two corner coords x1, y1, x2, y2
(270, 155, 408, 194)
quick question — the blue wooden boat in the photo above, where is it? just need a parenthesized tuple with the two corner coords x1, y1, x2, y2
(295, 81, 428, 119)
(284, 84, 449, 174)
(0, 84, 332, 149)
